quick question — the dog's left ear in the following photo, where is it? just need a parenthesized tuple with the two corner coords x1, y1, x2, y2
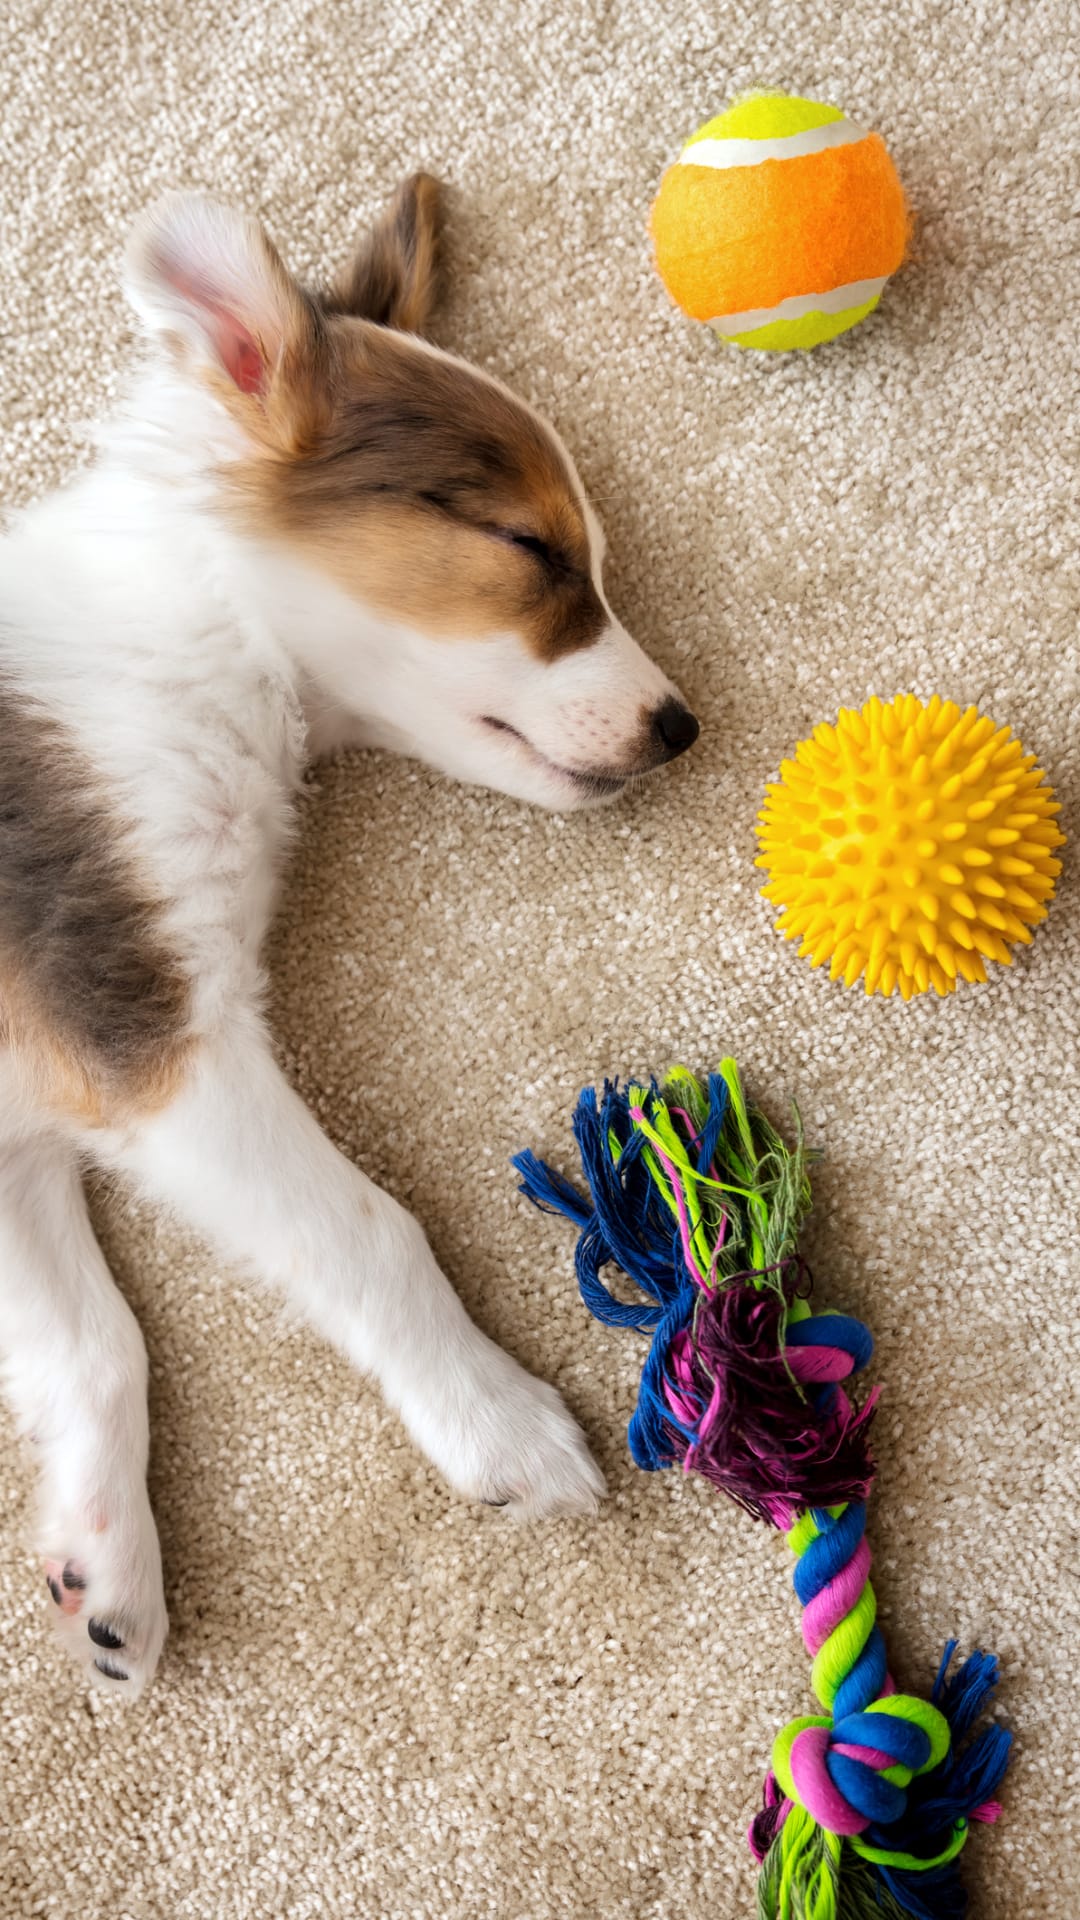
(124, 192, 331, 451)
(125, 193, 321, 389)
(324, 173, 442, 334)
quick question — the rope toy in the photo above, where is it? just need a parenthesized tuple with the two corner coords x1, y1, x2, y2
(515, 1060, 1011, 1919)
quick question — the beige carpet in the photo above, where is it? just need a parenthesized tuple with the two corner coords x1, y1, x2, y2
(2, 1, 1078, 1914)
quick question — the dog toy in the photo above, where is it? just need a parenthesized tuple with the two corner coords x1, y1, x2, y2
(756, 695, 1064, 998)
(649, 91, 909, 350)
(515, 1061, 1011, 1919)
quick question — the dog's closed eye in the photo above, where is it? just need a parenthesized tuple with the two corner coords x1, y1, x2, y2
(492, 528, 577, 577)
(414, 499, 568, 574)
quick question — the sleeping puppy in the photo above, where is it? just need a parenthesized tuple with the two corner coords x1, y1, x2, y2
(0, 175, 699, 1694)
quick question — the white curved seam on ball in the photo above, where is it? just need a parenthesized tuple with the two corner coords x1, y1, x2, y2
(708, 277, 888, 335)
(679, 120, 869, 171)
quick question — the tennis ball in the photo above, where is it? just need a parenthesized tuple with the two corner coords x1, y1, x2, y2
(650, 91, 910, 350)
(756, 695, 1065, 998)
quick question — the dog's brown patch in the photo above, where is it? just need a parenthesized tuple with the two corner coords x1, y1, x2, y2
(230, 320, 608, 662)
(191, 175, 607, 661)
(0, 682, 191, 1123)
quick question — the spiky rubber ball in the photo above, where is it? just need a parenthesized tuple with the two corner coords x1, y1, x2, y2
(756, 694, 1065, 998)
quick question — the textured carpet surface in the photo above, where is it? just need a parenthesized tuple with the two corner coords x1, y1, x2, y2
(2, 3, 1078, 1915)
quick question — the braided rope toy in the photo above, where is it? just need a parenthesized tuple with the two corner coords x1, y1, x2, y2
(515, 1060, 1011, 1919)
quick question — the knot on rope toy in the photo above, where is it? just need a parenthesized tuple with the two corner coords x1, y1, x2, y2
(515, 1060, 1011, 1920)
(752, 1502, 1004, 1916)
(755, 1629, 1012, 1920)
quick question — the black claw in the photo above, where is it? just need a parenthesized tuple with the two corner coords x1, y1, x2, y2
(483, 1496, 510, 1508)
(88, 1619, 124, 1650)
(61, 1564, 86, 1591)
(93, 1656, 129, 1681)
(46, 1576, 62, 1605)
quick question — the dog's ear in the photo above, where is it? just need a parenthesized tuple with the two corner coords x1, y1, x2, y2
(325, 173, 442, 333)
(125, 193, 325, 420)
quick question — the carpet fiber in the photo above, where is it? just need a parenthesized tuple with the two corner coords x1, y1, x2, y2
(2, 3, 1077, 1915)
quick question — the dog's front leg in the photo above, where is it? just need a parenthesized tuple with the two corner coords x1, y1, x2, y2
(102, 1011, 603, 1517)
(0, 1102, 168, 1694)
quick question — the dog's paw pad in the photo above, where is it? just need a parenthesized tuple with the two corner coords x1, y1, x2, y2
(40, 1507, 166, 1697)
(92, 1655, 130, 1682)
(44, 1559, 86, 1616)
(87, 1618, 125, 1650)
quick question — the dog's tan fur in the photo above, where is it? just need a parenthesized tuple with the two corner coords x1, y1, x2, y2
(194, 179, 607, 659)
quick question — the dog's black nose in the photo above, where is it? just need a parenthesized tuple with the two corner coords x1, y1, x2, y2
(652, 697, 700, 762)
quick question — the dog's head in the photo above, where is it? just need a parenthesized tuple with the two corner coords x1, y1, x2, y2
(124, 178, 699, 809)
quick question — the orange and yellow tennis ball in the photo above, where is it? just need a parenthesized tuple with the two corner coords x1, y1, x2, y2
(650, 91, 910, 349)
(756, 696, 1065, 998)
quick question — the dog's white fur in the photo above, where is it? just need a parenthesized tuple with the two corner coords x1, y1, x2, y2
(0, 193, 691, 1694)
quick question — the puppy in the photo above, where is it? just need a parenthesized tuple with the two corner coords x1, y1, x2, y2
(0, 176, 699, 1694)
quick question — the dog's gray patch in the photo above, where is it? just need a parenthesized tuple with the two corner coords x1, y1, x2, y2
(0, 673, 190, 1106)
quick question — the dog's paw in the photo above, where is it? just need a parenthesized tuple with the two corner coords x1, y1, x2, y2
(404, 1336, 605, 1520)
(475, 1370, 607, 1520)
(40, 1489, 167, 1696)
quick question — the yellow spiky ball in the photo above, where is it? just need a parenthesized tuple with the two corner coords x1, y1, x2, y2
(756, 695, 1065, 998)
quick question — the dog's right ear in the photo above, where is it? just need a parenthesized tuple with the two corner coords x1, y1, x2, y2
(324, 173, 442, 334)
